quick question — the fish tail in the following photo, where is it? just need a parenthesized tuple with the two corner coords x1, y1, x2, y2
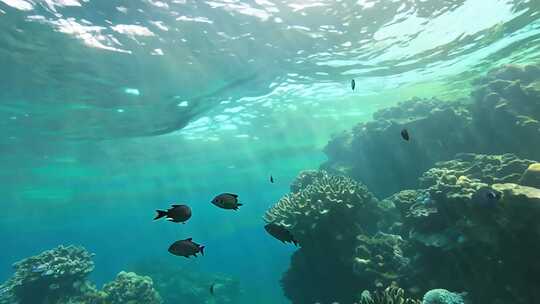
(154, 210, 167, 220)
(200, 246, 205, 256)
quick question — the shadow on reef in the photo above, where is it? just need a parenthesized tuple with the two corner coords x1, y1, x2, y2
(0, 245, 162, 304)
(130, 259, 242, 304)
(322, 64, 540, 198)
(266, 64, 540, 304)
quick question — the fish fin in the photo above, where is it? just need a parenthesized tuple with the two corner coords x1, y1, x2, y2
(183, 255, 189, 258)
(237, 203, 243, 206)
(154, 210, 167, 220)
(200, 246, 205, 256)
(186, 237, 193, 241)
(166, 218, 174, 222)
(293, 240, 299, 246)
(233, 207, 238, 211)
(210, 283, 215, 295)
(171, 204, 181, 207)
(226, 193, 238, 198)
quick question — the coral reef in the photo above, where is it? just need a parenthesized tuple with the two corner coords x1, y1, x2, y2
(422, 289, 467, 304)
(358, 285, 421, 304)
(267, 171, 407, 303)
(0, 246, 162, 304)
(379, 153, 540, 303)
(103, 271, 161, 304)
(322, 63, 540, 198)
(0, 245, 95, 304)
(131, 259, 241, 304)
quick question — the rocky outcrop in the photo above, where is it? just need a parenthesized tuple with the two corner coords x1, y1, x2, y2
(322, 63, 540, 198)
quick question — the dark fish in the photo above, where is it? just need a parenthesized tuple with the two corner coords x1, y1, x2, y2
(264, 223, 298, 246)
(154, 204, 192, 223)
(270, 175, 274, 183)
(211, 193, 243, 210)
(210, 283, 215, 295)
(401, 128, 410, 141)
(472, 186, 501, 207)
(351, 79, 356, 91)
(168, 238, 205, 258)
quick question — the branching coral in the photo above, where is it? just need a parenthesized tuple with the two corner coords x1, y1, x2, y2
(358, 285, 421, 304)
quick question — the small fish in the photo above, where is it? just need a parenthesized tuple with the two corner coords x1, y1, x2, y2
(401, 128, 410, 141)
(472, 186, 501, 207)
(264, 223, 298, 246)
(351, 79, 356, 91)
(270, 175, 274, 183)
(211, 193, 243, 210)
(168, 238, 205, 258)
(210, 283, 216, 295)
(154, 204, 192, 223)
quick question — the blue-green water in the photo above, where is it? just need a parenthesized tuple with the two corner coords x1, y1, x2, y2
(1, 1, 540, 303)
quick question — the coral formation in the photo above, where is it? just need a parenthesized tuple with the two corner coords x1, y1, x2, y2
(519, 163, 540, 188)
(103, 271, 161, 304)
(264, 170, 382, 246)
(281, 63, 540, 304)
(0, 246, 162, 304)
(380, 154, 540, 303)
(322, 63, 540, 198)
(422, 289, 467, 304)
(0, 245, 95, 304)
(267, 171, 407, 303)
(358, 285, 421, 304)
(353, 233, 409, 285)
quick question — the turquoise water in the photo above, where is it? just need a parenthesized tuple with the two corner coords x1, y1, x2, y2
(1, 1, 540, 303)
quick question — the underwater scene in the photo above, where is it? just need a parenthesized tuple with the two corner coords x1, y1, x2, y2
(1, 0, 540, 303)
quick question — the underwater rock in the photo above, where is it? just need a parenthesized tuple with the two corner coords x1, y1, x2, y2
(0, 245, 95, 304)
(102, 271, 162, 304)
(422, 289, 466, 304)
(357, 284, 421, 304)
(519, 163, 540, 188)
